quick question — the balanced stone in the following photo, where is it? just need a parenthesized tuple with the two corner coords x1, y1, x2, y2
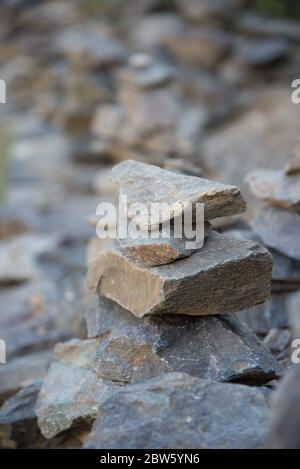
(251, 206, 300, 262)
(87, 231, 272, 317)
(118, 222, 212, 266)
(246, 169, 300, 211)
(84, 372, 270, 449)
(85, 297, 282, 384)
(110, 160, 247, 229)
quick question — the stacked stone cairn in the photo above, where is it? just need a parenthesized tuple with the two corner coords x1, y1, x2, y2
(35, 160, 283, 448)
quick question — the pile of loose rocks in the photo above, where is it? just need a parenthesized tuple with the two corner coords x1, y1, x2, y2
(31, 161, 284, 449)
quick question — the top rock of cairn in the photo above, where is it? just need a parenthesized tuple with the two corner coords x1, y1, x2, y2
(110, 160, 247, 229)
(87, 161, 272, 318)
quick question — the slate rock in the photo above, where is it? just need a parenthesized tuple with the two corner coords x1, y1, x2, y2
(268, 365, 300, 448)
(0, 351, 51, 404)
(87, 231, 272, 318)
(118, 222, 212, 266)
(251, 207, 300, 262)
(84, 372, 270, 449)
(263, 328, 291, 354)
(36, 339, 113, 439)
(110, 160, 247, 229)
(86, 297, 282, 384)
(246, 169, 300, 211)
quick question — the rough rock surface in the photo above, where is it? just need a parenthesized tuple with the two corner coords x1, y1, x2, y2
(285, 142, 300, 175)
(84, 372, 270, 449)
(87, 231, 272, 317)
(118, 222, 212, 266)
(268, 365, 300, 449)
(36, 339, 112, 439)
(110, 160, 247, 229)
(251, 207, 300, 262)
(246, 169, 300, 211)
(86, 297, 283, 384)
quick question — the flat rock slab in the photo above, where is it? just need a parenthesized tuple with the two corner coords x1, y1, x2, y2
(118, 222, 212, 266)
(110, 160, 247, 229)
(246, 169, 300, 211)
(87, 232, 272, 317)
(251, 207, 300, 262)
(86, 296, 283, 384)
(84, 372, 270, 449)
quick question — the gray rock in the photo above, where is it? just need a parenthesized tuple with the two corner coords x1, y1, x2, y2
(55, 26, 127, 69)
(246, 169, 300, 211)
(118, 222, 212, 266)
(176, 0, 237, 24)
(163, 158, 204, 177)
(36, 339, 113, 439)
(263, 328, 291, 354)
(227, 227, 300, 286)
(87, 231, 272, 318)
(0, 381, 41, 449)
(0, 234, 58, 285)
(0, 351, 51, 404)
(110, 160, 247, 229)
(84, 372, 270, 449)
(286, 290, 300, 340)
(268, 365, 300, 448)
(238, 39, 289, 67)
(86, 297, 282, 384)
(251, 207, 300, 262)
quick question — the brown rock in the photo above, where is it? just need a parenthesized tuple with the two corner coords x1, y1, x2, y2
(285, 141, 300, 176)
(118, 222, 212, 266)
(87, 231, 272, 318)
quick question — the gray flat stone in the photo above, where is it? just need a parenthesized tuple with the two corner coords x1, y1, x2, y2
(251, 206, 300, 262)
(87, 231, 272, 317)
(86, 297, 283, 384)
(118, 222, 212, 266)
(110, 160, 247, 229)
(246, 169, 300, 211)
(286, 291, 300, 340)
(84, 372, 270, 449)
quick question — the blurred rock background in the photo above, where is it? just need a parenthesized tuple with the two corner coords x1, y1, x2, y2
(0, 0, 300, 449)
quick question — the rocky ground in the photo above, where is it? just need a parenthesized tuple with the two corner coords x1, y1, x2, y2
(0, 0, 300, 449)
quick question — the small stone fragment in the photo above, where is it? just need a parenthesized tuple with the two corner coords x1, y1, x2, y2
(118, 222, 212, 266)
(246, 169, 300, 211)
